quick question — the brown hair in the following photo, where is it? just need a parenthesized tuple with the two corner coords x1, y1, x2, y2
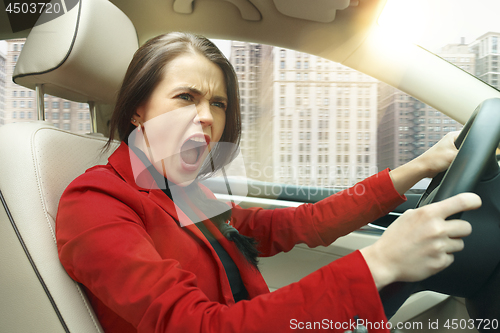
(106, 32, 241, 177)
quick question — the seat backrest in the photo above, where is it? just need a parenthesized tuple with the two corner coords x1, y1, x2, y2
(13, 0, 138, 104)
(0, 0, 138, 331)
(0, 122, 118, 332)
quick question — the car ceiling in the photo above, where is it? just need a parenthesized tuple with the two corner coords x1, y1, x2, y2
(0, 0, 385, 61)
(107, 0, 385, 63)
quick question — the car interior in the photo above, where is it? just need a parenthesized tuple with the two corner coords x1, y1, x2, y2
(1, 0, 500, 332)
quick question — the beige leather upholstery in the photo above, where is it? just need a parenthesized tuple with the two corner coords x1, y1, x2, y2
(0, 122, 120, 332)
(13, 0, 138, 104)
(1, 0, 138, 331)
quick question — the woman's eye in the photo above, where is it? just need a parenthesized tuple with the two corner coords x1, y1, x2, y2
(177, 93, 193, 101)
(212, 101, 227, 110)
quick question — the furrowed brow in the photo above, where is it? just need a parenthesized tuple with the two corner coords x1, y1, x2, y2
(212, 95, 228, 103)
(172, 87, 203, 96)
(173, 87, 227, 102)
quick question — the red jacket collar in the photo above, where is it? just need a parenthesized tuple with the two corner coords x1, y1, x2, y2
(108, 141, 157, 192)
(107, 142, 180, 221)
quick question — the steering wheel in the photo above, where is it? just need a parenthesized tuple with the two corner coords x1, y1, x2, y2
(417, 98, 500, 211)
(381, 98, 500, 323)
(416, 98, 500, 295)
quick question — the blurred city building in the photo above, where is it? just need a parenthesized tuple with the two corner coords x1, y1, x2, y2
(470, 32, 500, 89)
(230, 42, 274, 181)
(376, 38, 472, 170)
(231, 42, 378, 187)
(0, 45, 5, 125)
(2, 39, 91, 133)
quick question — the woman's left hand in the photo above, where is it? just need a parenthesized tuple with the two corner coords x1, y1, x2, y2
(414, 131, 460, 178)
(389, 131, 459, 195)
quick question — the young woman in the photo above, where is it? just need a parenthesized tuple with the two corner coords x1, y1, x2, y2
(56, 32, 480, 333)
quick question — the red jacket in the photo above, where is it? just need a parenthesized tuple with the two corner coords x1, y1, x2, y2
(56, 142, 405, 333)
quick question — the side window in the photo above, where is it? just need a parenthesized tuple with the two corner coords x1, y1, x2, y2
(228, 42, 462, 191)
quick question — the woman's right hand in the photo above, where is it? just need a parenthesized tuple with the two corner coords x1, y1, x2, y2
(360, 193, 481, 290)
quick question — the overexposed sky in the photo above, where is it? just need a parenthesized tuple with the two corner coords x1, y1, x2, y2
(380, 0, 500, 52)
(0, 40, 7, 56)
(211, 39, 231, 59)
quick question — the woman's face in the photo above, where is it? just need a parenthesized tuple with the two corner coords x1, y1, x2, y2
(132, 52, 227, 186)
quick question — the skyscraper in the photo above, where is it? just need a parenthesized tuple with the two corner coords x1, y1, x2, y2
(377, 40, 470, 171)
(230, 42, 274, 181)
(470, 32, 500, 89)
(231, 42, 378, 187)
(377, 87, 457, 170)
(440, 38, 476, 75)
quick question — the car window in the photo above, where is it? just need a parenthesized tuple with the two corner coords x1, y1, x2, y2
(218, 41, 464, 191)
(0, 37, 466, 191)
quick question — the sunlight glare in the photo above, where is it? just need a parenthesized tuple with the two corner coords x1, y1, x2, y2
(377, 0, 428, 45)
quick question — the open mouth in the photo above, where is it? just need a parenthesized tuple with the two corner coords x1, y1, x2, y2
(180, 135, 209, 166)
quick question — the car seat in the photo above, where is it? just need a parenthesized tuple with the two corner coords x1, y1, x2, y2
(0, 0, 138, 331)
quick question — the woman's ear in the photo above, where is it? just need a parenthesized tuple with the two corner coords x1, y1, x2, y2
(131, 106, 145, 126)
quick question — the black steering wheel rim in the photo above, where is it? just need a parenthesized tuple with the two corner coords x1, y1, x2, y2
(416, 98, 500, 296)
(417, 98, 500, 210)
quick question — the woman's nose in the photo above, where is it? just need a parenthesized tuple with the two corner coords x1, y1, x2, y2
(194, 101, 213, 127)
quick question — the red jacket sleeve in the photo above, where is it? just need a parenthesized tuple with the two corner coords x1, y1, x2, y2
(231, 168, 406, 256)
(57, 168, 402, 333)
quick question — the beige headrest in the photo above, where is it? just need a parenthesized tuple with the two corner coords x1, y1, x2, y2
(13, 0, 138, 104)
